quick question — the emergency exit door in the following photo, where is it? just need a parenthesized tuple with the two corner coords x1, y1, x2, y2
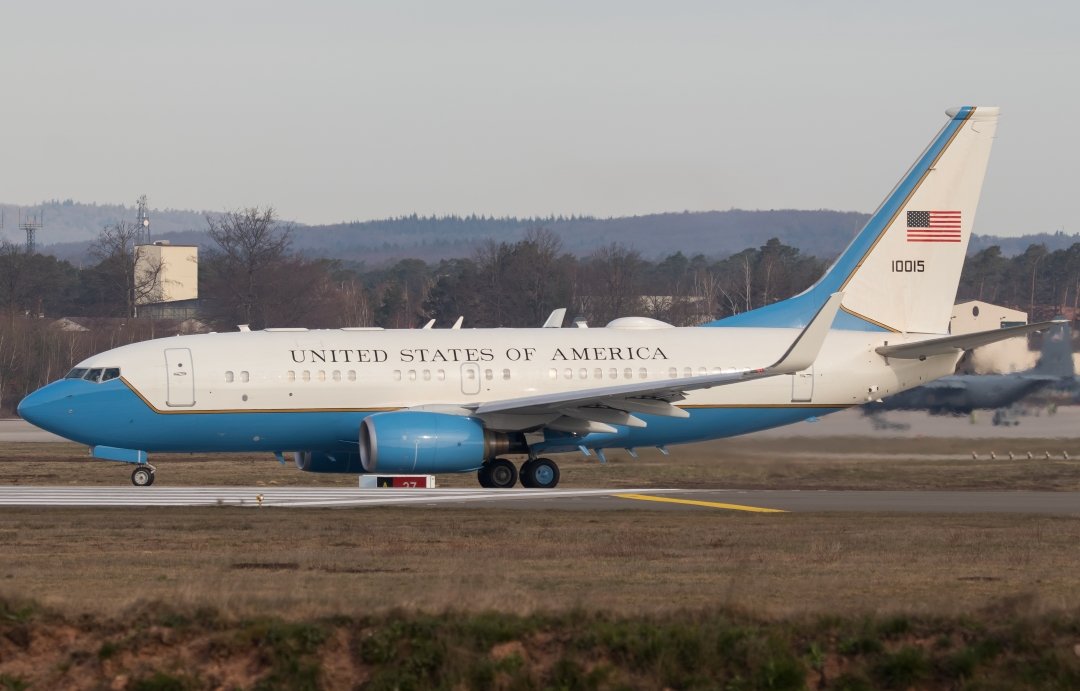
(165, 348, 195, 407)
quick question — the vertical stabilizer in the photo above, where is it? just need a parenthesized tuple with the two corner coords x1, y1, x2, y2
(838, 107, 999, 333)
(710, 107, 999, 335)
(1032, 322, 1075, 377)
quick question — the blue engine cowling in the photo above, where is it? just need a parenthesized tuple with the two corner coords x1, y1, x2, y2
(294, 451, 364, 473)
(360, 411, 522, 474)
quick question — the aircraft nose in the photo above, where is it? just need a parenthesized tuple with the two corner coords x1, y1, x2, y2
(17, 382, 74, 433)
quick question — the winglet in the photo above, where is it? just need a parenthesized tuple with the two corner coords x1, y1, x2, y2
(764, 292, 843, 374)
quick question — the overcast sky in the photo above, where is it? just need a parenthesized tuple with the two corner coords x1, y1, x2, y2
(1, 1, 1076, 236)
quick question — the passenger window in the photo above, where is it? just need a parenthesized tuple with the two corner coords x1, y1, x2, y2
(85, 368, 103, 382)
(668, 367, 678, 378)
(225, 371, 234, 383)
(287, 371, 295, 382)
(393, 370, 402, 381)
(302, 370, 311, 382)
(608, 368, 618, 379)
(348, 370, 357, 382)
(594, 368, 603, 379)
(437, 370, 446, 381)
(683, 367, 692, 377)
(698, 367, 707, 376)
(65, 368, 88, 380)
(638, 367, 647, 379)
(408, 370, 417, 381)
(101, 368, 120, 382)
(548, 369, 557, 380)
(423, 370, 432, 381)
(578, 368, 588, 379)
(484, 369, 493, 381)
(502, 369, 511, 380)
(623, 368, 632, 379)
(332, 370, 341, 382)
(563, 368, 573, 380)
(318, 371, 326, 382)
(240, 371, 250, 383)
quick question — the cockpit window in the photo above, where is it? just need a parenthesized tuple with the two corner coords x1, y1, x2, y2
(64, 367, 120, 383)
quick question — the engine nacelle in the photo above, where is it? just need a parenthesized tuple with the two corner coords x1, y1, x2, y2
(360, 411, 524, 474)
(294, 451, 364, 473)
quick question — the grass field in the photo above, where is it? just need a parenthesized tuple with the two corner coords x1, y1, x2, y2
(3, 435, 1080, 490)
(2, 435, 1079, 688)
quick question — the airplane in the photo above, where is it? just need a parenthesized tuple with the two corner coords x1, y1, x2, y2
(18, 106, 1061, 488)
(866, 321, 1075, 415)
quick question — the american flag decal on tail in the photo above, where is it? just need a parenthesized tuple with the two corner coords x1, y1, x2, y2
(906, 210, 961, 242)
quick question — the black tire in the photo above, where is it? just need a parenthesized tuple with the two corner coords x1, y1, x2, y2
(477, 465, 494, 488)
(522, 457, 559, 489)
(131, 466, 154, 487)
(519, 460, 536, 488)
(486, 458, 518, 489)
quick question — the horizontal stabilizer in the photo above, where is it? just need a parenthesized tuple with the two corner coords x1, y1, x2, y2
(875, 320, 1065, 360)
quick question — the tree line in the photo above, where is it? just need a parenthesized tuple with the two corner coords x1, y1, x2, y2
(3, 206, 1080, 414)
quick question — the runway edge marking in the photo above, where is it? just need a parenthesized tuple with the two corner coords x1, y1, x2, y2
(614, 493, 786, 513)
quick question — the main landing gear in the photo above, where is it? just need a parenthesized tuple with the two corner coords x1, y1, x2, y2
(130, 464, 157, 487)
(477, 457, 560, 489)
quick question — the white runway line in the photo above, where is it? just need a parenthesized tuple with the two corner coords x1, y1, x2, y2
(0, 486, 663, 508)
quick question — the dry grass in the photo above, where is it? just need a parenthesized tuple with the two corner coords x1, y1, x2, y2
(1, 506, 1078, 621)
(3, 435, 1080, 489)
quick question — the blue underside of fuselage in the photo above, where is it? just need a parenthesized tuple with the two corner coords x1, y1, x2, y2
(19, 379, 846, 459)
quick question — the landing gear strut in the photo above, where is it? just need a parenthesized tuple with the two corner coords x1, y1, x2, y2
(131, 465, 156, 487)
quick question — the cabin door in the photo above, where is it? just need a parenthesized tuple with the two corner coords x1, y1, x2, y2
(165, 348, 196, 407)
(790, 366, 814, 402)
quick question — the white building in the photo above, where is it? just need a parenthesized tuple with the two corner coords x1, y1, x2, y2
(135, 241, 199, 318)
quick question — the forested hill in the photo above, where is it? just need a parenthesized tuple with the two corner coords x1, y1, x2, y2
(9, 199, 1078, 264)
(0, 200, 209, 244)
(292, 210, 871, 263)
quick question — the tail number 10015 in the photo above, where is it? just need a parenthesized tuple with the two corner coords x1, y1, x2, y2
(891, 259, 925, 273)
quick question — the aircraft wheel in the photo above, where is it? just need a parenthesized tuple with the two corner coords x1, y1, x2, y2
(519, 460, 536, 488)
(131, 466, 155, 487)
(521, 457, 559, 489)
(477, 465, 494, 488)
(485, 458, 518, 489)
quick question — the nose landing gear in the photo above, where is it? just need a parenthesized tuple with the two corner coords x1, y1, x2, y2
(131, 464, 157, 487)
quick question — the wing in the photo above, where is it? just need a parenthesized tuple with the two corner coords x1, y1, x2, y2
(920, 379, 969, 391)
(466, 292, 843, 433)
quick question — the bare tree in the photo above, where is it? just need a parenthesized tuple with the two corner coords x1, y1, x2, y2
(89, 222, 163, 318)
(202, 207, 292, 326)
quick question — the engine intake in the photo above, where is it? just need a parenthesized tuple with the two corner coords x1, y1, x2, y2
(359, 411, 525, 474)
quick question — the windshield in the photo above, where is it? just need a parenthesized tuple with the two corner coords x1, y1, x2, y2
(62, 367, 121, 383)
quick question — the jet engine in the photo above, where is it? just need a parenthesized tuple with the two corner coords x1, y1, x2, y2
(359, 411, 525, 474)
(294, 451, 364, 473)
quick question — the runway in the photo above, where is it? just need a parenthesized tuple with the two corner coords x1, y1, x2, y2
(0, 486, 1077, 513)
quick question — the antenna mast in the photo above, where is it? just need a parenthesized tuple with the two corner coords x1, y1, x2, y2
(136, 195, 151, 245)
(18, 209, 43, 254)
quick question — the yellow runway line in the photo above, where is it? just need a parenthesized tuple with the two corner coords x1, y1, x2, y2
(614, 493, 786, 513)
